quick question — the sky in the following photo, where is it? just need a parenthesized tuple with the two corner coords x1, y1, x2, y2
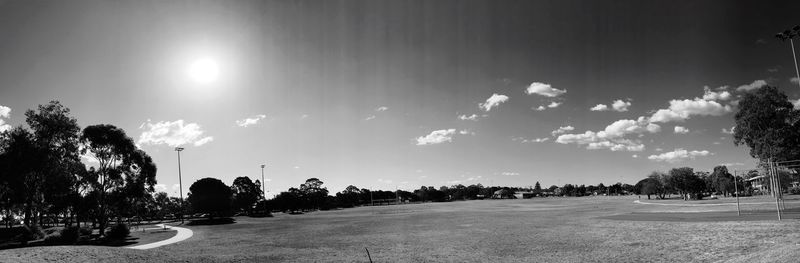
(2, 0, 800, 197)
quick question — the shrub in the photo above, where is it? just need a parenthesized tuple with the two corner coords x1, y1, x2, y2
(18, 224, 45, 243)
(79, 226, 93, 236)
(44, 231, 62, 244)
(59, 226, 81, 244)
(106, 223, 130, 240)
(790, 186, 800, 195)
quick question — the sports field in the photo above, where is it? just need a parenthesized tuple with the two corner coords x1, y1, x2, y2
(2, 195, 799, 262)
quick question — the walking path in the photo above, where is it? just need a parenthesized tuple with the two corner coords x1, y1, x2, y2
(634, 199, 800, 207)
(128, 224, 193, 250)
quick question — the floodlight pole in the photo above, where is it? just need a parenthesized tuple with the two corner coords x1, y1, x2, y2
(776, 26, 800, 89)
(175, 147, 185, 224)
(261, 164, 266, 212)
(734, 170, 740, 216)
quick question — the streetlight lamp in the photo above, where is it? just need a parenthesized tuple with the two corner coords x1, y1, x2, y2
(260, 164, 266, 212)
(175, 147, 185, 224)
(776, 25, 800, 89)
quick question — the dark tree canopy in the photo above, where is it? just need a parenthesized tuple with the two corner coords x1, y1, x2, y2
(188, 177, 233, 217)
(231, 176, 261, 214)
(733, 86, 800, 162)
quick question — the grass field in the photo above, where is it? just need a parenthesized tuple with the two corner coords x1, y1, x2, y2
(2, 195, 800, 262)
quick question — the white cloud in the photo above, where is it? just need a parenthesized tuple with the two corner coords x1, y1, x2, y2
(590, 104, 608, 111)
(674, 126, 689, 134)
(720, 162, 745, 167)
(154, 184, 167, 192)
(80, 152, 99, 164)
(375, 106, 388, 112)
(364, 115, 376, 121)
(300, 114, 309, 119)
(533, 138, 549, 143)
(236, 114, 267, 127)
(0, 105, 10, 133)
(459, 129, 475, 135)
(791, 77, 799, 84)
(459, 114, 479, 121)
(736, 79, 768, 92)
(632, 154, 638, 158)
(551, 126, 575, 136)
(0, 105, 10, 118)
(721, 126, 735, 135)
(378, 178, 393, 184)
(416, 129, 457, 145)
(649, 98, 733, 123)
(501, 172, 519, 176)
(611, 100, 631, 112)
(790, 99, 800, 109)
(548, 101, 562, 108)
(554, 117, 657, 152)
(512, 137, 548, 143)
(138, 120, 214, 147)
(479, 93, 509, 112)
(702, 86, 732, 101)
(647, 148, 711, 163)
(526, 82, 566, 97)
(534, 106, 546, 111)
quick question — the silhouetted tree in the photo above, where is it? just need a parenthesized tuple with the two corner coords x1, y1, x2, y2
(230, 176, 261, 214)
(188, 178, 232, 218)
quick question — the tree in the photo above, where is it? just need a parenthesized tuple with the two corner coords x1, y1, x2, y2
(668, 167, 705, 200)
(230, 176, 261, 214)
(534, 181, 542, 192)
(733, 86, 800, 163)
(81, 124, 156, 236)
(188, 178, 233, 218)
(635, 178, 662, 199)
(299, 178, 329, 210)
(0, 127, 47, 226)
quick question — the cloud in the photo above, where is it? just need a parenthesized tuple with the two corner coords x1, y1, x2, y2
(0, 105, 10, 133)
(755, 39, 767, 44)
(375, 106, 388, 112)
(767, 67, 779, 73)
(416, 129, 457, 145)
(548, 101, 562, 108)
(80, 152, 99, 164)
(534, 106, 546, 111)
(479, 93, 509, 112)
(736, 79, 768, 92)
(649, 98, 733, 123)
(138, 120, 215, 147)
(235, 114, 267, 127)
(721, 126, 735, 135)
(554, 117, 658, 152)
(0, 105, 9, 118)
(674, 126, 689, 134)
(647, 148, 711, 163)
(458, 114, 480, 121)
(720, 162, 745, 167)
(551, 126, 575, 136)
(611, 100, 631, 112)
(702, 86, 732, 101)
(632, 154, 638, 158)
(590, 104, 608, 111)
(501, 172, 519, 176)
(792, 77, 800, 85)
(459, 129, 475, 135)
(513, 137, 549, 143)
(154, 184, 167, 192)
(791, 99, 800, 109)
(378, 178, 394, 184)
(364, 115, 376, 121)
(300, 114, 309, 119)
(526, 82, 566, 97)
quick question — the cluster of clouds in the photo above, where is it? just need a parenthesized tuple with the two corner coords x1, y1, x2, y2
(590, 99, 631, 112)
(235, 114, 267, 127)
(416, 128, 474, 145)
(647, 149, 711, 163)
(0, 105, 10, 133)
(365, 106, 389, 121)
(138, 119, 214, 147)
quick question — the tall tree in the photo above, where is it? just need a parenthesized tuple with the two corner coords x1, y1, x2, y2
(534, 181, 542, 191)
(733, 86, 800, 162)
(300, 178, 328, 210)
(188, 177, 233, 218)
(81, 124, 156, 236)
(231, 176, 261, 214)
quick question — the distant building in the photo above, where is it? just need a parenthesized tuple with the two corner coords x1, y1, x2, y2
(492, 189, 515, 199)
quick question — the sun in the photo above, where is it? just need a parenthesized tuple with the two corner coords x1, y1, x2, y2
(187, 58, 220, 84)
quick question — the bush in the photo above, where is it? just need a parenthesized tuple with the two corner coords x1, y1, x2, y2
(44, 231, 62, 244)
(18, 224, 45, 243)
(790, 186, 800, 194)
(79, 226, 93, 236)
(59, 226, 80, 244)
(106, 223, 129, 240)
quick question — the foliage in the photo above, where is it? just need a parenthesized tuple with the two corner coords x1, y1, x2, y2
(106, 223, 130, 240)
(231, 176, 262, 214)
(18, 224, 44, 243)
(59, 226, 81, 244)
(188, 178, 233, 217)
(733, 86, 800, 162)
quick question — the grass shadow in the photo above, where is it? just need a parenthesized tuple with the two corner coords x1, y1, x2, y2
(187, 217, 236, 226)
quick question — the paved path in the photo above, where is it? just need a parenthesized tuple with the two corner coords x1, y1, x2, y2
(634, 199, 799, 207)
(128, 224, 193, 250)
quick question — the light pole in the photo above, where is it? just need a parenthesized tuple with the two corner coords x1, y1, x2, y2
(776, 25, 800, 89)
(260, 164, 266, 212)
(175, 147, 185, 224)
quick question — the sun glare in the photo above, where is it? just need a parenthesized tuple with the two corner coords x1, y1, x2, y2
(187, 58, 220, 84)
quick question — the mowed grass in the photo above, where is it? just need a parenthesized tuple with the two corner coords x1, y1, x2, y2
(2, 196, 800, 262)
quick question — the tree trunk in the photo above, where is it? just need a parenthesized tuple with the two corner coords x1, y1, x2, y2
(647, 194, 651, 200)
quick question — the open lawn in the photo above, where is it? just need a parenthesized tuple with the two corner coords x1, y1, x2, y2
(2, 195, 800, 262)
